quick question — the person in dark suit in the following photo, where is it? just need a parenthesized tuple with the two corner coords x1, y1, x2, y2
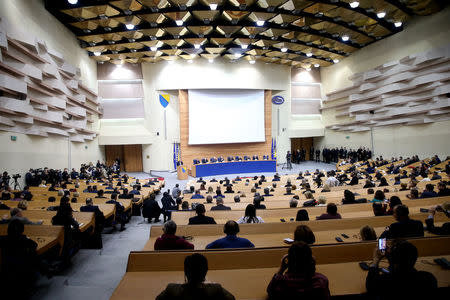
(420, 184, 438, 198)
(161, 191, 177, 222)
(190, 190, 204, 199)
(366, 240, 437, 299)
(380, 205, 424, 239)
(106, 193, 126, 231)
(210, 197, 231, 211)
(206, 221, 254, 249)
(142, 194, 161, 223)
(425, 204, 450, 235)
(188, 204, 216, 225)
(156, 253, 235, 300)
(0, 220, 41, 298)
(348, 173, 359, 185)
(118, 188, 133, 199)
(80, 198, 105, 248)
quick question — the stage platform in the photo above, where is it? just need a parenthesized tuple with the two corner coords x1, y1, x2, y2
(191, 160, 277, 177)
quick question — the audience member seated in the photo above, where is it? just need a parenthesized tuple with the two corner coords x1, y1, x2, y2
(206, 221, 254, 249)
(342, 190, 355, 204)
(425, 203, 450, 235)
(9, 208, 43, 225)
(348, 173, 359, 185)
(154, 220, 194, 250)
(316, 196, 327, 206)
(406, 188, 419, 200)
(363, 179, 375, 188)
(366, 240, 437, 299)
(143, 194, 161, 223)
(188, 204, 216, 225)
(224, 186, 234, 194)
(211, 197, 231, 211)
(0, 220, 40, 298)
(320, 184, 330, 193)
(118, 188, 133, 199)
(263, 188, 273, 197)
(267, 242, 330, 300)
(370, 190, 386, 203)
(385, 196, 402, 215)
(156, 253, 235, 300)
(380, 205, 424, 239)
(233, 195, 240, 203)
(360, 225, 377, 241)
(253, 197, 266, 209)
(237, 204, 264, 224)
(190, 190, 204, 199)
(181, 201, 190, 210)
(316, 203, 342, 220)
(289, 198, 298, 208)
(420, 184, 438, 198)
(378, 177, 389, 187)
(205, 195, 213, 204)
(106, 193, 127, 231)
(437, 181, 450, 196)
(294, 225, 315, 244)
(284, 187, 294, 195)
(296, 209, 309, 221)
(372, 202, 386, 216)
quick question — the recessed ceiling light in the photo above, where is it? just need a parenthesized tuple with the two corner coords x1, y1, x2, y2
(68, 0, 78, 4)
(377, 12, 386, 18)
(306, 68, 311, 72)
(188, 60, 193, 63)
(194, 44, 201, 49)
(209, 4, 218, 10)
(168, 60, 174, 64)
(341, 35, 349, 41)
(175, 20, 183, 26)
(125, 23, 134, 30)
(234, 53, 241, 58)
(93, 51, 101, 56)
(208, 58, 214, 63)
(349, 1, 359, 8)
(116, 62, 123, 68)
(394, 21, 402, 27)
(150, 46, 158, 51)
(249, 60, 256, 64)
(333, 59, 340, 63)
(190, 54, 196, 58)
(306, 52, 313, 57)
(281, 47, 288, 52)
(241, 44, 248, 49)
(256, 20, 265, 26)
(314, 63, 320, 68)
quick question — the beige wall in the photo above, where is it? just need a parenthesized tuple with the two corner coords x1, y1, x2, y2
(317, 7, 450, 159)
(0, 0, 104, 178)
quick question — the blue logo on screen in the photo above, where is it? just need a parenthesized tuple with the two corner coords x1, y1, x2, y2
(272, 96, 284, 105)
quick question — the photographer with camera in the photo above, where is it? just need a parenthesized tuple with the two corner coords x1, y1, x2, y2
(286, 151, 292, 169)
(0, 172, 10, 189)
(425, 202, 450, 235)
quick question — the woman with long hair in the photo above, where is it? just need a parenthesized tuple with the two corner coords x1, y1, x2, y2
(237, 204, 264, 224)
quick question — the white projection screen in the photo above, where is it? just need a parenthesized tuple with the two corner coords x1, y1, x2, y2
(188, 89, 265, 145)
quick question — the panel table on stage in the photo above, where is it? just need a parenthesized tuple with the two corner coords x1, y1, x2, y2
(191, 160, 277, 177)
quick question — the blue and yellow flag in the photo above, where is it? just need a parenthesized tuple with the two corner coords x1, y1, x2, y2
(159, 94, 170, 108)
(181, 166, 186, 173)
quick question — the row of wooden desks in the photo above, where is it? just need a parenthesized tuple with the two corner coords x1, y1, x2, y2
(0, 224, 64, 255)
(111, 236, 450, 299)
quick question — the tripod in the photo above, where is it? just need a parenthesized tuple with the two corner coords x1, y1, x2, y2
(281, 160, 292, 170)
(13, 178, 21, 190)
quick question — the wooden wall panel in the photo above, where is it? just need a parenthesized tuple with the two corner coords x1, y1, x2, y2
(105, 145, 124, 167)
(291, 137, 313, 160)
(179, 90, 272, 170)
(123, 144, 143, 172)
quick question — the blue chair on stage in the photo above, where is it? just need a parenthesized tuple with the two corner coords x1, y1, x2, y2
(244, 156, 250, 161)
(218, 156, 224, 162)
(201, 158, 208, 164)
(227, 156, 234, 162)
(193, 159, 200, 165)
(210, 157, 217, 163)
(235, 156, 242, 161)
(252, 155, 259, 160)
(263, 155, 269, 160)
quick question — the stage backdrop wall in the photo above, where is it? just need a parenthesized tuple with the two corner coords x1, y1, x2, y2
(179, 90, 272, 171)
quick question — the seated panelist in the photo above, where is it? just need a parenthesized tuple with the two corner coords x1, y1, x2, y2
(218, 156, 224, 162)
(201, 158, 209, 164)
(235, 156, 242, 161)
(210, 157, 217, 163)
(227, 156, 234, 162)
(253, 155, 259, 160)
(243, 156, 249, 161)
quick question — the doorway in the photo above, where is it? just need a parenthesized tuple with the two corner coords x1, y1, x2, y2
(105, 144, 143, 172)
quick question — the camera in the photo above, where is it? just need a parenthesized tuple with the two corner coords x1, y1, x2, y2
(12, 174, 21, 179)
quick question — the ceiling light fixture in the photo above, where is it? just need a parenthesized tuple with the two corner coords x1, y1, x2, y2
(281, 47, 288, 52)
(314, 63, 320, 68)
(125, 23, 134, 30)
(209, 4, 218, 10)
(194, 44, 201, 49)
(306, 52, 313, 57)
(188, 60, 193, 63)
(377, 12, 386, 18)
(168, 60, 174, 64)
(241, 44, 248, 49)
(394, 21, 402, 27)
(116, 62, 123, 68)
(234, 53, 241, 58)
(93, 51, 101, 56)
(249, 60, 256, 64)
(333, 59, 340, 63)
(208, 58, 214, 63)
(150, 46, 158, 51)
(190, 54, 196, 58)
(256, 20, 265, 26)
(175, 20, 183, 26)
(349, 1, 359, 8)
(306, 68, 311, 72)
(341, 35, 349, 41)
(68, 0, 78, 4)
